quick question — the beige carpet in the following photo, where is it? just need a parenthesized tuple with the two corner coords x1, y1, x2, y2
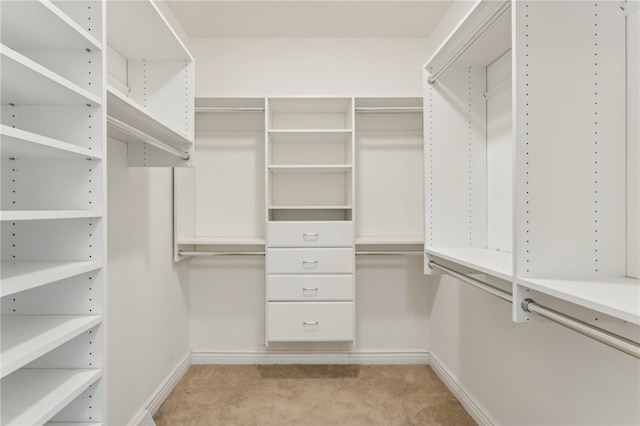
(153, 365, 476, 426)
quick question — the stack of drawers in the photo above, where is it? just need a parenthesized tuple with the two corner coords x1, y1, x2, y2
(266, 221, 355, 343)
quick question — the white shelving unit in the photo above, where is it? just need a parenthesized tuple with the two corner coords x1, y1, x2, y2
(106, 0, 194, 167)
(174, 98, 266, 260)
(354, 97, 423, 254)
(1, 0, 106, 423)
(424, 0, 639, 330)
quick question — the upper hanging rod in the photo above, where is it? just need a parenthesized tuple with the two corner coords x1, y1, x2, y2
(195, 107, 265, 113)
(426, 1, 511, 85)
(355, 107, 423, 113)
(107, 116, 190, 160)
(428, 260, 640, 360)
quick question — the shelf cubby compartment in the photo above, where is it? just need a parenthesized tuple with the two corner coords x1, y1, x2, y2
(0, 0, 102, 99)
(423, 0, 512, 279)
(0, 369, 102, 426)
(1, 316, 102, 378)
(355, 97, 423, 248)
(268, 130, 352, 167)
(106, 0, 194, 167)
(268, 98, 353, 130)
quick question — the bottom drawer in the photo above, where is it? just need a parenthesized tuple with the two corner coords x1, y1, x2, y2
(267, 302, 354, 342)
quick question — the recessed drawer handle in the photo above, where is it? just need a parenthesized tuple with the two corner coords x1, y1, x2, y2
(302, 233, 319, 241)
(302, 260, 318, 265)
(302, 287, 319, 291)
(303, 321, 319, 326)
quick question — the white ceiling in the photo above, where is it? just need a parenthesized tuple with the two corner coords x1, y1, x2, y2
(164, 1, 453, 38)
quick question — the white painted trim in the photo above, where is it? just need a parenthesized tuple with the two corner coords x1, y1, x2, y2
(192, 350, 429, 365)
(427, 352, 497, 426)
(129, 352, 192, 426)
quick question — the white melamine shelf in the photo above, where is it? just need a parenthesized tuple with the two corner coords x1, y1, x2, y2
(268, 129, 352, 135)
(518, 277, 640, 325)
(107, 88, 193, 150)
(0, 210, 102, 222)
(1, 261, 101, 298)
(425, 247, 513, 282)
(177, 236, 266, 246)
(268, 165, 352, 174)
(0, 126, 102, 160)
(0, 0, 102, 52)
(45, 423, 102, 426)
(0, 368, 102, 426)
(107, 0, 192, 61)
(1, 315, 102, 378)
(269, 205, 353, 210)
(0, 45, 101, 107)
(356, 236, 424, 245)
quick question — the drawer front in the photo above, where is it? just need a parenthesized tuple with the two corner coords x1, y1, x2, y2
(267, 275, 354, 301)
(267, 302, 354, 342)
(267, 248, 354, 274)
(267, 221, 353, 247)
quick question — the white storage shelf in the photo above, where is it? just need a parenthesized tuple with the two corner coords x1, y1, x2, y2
(1, 315, 102, 378)
(0, 126, 102, 161)
(0, 261, 101, 298)
(1, 369, 101, 426)
(0, 211, 102, 222)
(425, 248, 512, 282)
(268, 165, 352, 173)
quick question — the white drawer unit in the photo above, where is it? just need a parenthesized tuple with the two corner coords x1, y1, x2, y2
(266, 302, 355, 342)
(267, 221, 353, 247)
(267, 248, 354, 275)
(266, 275, 354, 301)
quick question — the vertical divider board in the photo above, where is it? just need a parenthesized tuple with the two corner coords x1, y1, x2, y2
(513, 1, 637, 324)
(1, 0, 107, 423)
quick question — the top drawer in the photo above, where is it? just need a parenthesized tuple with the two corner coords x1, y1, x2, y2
(267, 221, 353, 247)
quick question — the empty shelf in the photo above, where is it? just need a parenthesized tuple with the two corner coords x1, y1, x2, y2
(176, 236, 265, 246)
(1, 368, 102, 426)
(425, 247, 513, 281)
(1, 261, 102, 298)
(0, 210, 103, 221)
(1, 315, 102, 378)
(268, 165, 352, 173)
(1, 126, 102, 160)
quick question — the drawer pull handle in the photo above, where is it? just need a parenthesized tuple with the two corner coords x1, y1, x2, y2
(302, 260, 318, 265)
(303, 287, 319, 291)
(303, 321, 319, 326)
(302, 233, 319, 241)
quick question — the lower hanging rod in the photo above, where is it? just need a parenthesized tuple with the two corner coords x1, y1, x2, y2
(107, 116, 190, 161)
(522, 299, 640, 359)
(179, 251, 265, 257)
(429, 260, 640, 360)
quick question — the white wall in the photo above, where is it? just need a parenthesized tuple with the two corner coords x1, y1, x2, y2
(427, 2, 640, 425)
(107, 140, 190, 425)
(190, 37, 429, 98)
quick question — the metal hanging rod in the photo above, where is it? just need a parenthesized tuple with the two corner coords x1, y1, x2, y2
(356, 251, 424, 256)
(179, 251, 265, 257)
(428, 261, 512, 302)
(195, 107, 265, 113)
(426, 0, 511, 85)
(429, 260, 640, 360)
(522, 299, 640, 360)
(355, 107, 423, 113)
(107, 116, 190, 160)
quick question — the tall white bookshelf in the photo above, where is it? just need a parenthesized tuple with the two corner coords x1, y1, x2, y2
(1, 0, 106, 424)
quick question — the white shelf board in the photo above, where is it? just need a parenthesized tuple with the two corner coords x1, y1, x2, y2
(1, 261, 101, 298)
(268, 98, 352, 114)
(518, 276, 640, 325)
(0, 210, 103, 222)
(1, 0, 101, 52)
(177, 236, 265, 246)
(268, 165, 352, 174)
(107, 88, 193, 150)
(356, 236, 424, 245)
(0, 126, 102, 160)
(1, 45, 101, 106)
(1, 315, 102, 378)
(107, 0, 192, 61)
(268, 129, 352, 134)
(425, 247, 513, 282)
(45, 423, 103, 426)
(1, 368, 102, 426)
(269, 205, 353, 210)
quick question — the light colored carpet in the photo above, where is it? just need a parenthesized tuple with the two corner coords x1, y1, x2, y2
(153, 365, 476, 426)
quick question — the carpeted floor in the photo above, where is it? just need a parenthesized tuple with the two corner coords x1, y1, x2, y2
(153, 365, 476, 426)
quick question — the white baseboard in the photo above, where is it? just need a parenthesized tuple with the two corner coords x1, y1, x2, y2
(192, 350, 429, 365)
(427, 352, 496, 426)
(129, 352, 192, 426)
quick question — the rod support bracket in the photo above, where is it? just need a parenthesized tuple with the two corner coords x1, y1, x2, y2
(522, 298, 535, 313)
